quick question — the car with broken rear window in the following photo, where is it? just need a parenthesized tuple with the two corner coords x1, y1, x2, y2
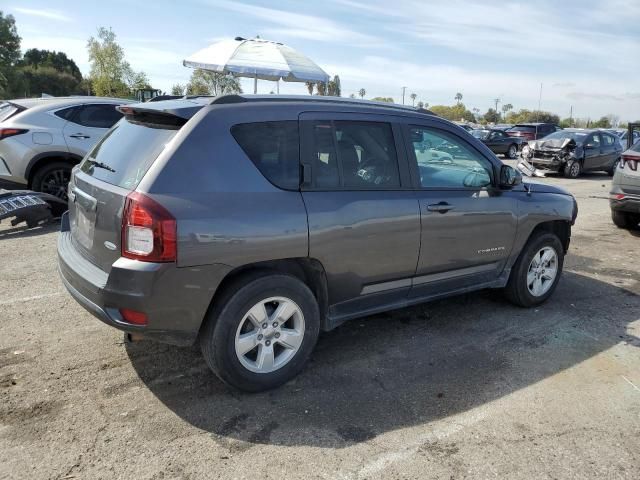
(520, 129, 622, 178)
(57, 95, 578, 391)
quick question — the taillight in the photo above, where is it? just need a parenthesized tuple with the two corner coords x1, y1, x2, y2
(0, 128, 28, 141)
(122, 192, 176, 262)
(620, 155, 638, 171)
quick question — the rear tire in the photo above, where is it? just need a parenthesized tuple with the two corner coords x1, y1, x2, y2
(200, 273, 320, 392)
(612, 210, 640, 230)
(31, 162, 72, 200)
(504, 232, 564, 308)
(563, 160, 581, 178)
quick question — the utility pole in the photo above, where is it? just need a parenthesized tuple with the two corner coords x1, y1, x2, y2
(402, 86, 407, 105)
(494, 97, 500, 113)
(569, 105, 573, 126)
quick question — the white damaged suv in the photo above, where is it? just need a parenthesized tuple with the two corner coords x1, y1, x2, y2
(0, 97, 132, 199)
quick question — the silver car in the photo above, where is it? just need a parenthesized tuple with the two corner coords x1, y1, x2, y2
(610, 139, 640, 229)
(0, 97, 133, 199)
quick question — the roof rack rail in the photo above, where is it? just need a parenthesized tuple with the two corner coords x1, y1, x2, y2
(210, 94, 435, 115)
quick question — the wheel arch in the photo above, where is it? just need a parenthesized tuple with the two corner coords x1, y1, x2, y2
(528, 220, 572, 253)
(26, 151, 83, 187)
(199, 257, 330, 338)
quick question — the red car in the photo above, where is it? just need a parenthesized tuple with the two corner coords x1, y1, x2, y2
(506, 123, 561, 141)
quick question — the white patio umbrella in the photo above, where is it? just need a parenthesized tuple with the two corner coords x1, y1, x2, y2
(183, 37, 330, 94)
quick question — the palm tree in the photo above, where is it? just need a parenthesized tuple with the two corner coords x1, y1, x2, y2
(349, 93, 356, 99)
(358, 88, 366, 99)
(502, 103, 513, 120)
(410, 92, 417, 106)
(417, 101, 424, 109)
(455, 92, 463, 104)
(305, 82, 314, 95)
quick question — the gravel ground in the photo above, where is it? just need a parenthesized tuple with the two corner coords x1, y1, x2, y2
(1, 170, 639, 480)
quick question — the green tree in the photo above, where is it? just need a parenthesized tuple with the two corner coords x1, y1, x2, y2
(559, 117, 574, 128)
(430, 103, 475, 122)
(358, 88, 366, 99)
(501, 103, 513, 117)
(0, 11, 22, 98)
(483, 108, 500, 123)
(17, 49, 85, 96)
(87, 27, 150, 98)
(505, 109, 559, 125)
(454, 92, 463, 104)
(186, 69, 242, 96)
(410, 92, 417, 106)
(371, 96, 394, 103)
(171, 84, 185, 95)
(592, 116, 612, 128)
(21, 49, 82, 81)
(417, 101, 424, 109)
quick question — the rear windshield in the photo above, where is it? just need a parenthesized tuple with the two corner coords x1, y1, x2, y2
(471, 129, 490, 140)
(79, 119, 177, 189)
(0, 103, 20, 122)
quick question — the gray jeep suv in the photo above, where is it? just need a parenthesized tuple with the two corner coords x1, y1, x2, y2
(57, 95, 578, 391)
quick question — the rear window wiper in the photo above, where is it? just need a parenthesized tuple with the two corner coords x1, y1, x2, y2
(85, 159, 116, 173)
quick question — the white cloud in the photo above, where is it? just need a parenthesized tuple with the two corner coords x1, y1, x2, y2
(12, 7, 71, 22)
(205, 0, 376, 45)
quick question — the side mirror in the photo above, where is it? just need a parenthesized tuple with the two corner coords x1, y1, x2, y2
(500, 164, 522, 188)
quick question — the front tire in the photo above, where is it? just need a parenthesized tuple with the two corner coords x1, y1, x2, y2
(506, 144, 518, 159)
(504, 232, 564, 307)
(612, 210, 640, 230)
(563, 160, 581, 178)
(200, 273, 320, 392)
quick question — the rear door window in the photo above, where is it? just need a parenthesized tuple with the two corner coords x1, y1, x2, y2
(79, 119, 177, 189)
(72, 104, 123, 129)
(304, 120, 401, 189)
(231, 121, 300, 190)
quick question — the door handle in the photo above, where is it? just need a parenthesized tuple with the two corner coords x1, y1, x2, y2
(426, 202, 454, 213)
(70, 133, 90, 139)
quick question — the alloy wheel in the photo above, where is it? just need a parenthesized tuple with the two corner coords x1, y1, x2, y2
(234, 296, 305, 374)
(40, 168, 70, 200)
(526, 246, 558, 297)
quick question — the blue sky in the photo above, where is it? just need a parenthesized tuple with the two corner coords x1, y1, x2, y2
(9, 0, 640, 120)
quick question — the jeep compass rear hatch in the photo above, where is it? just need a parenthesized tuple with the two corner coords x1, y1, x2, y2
(68, 99, 205, 272)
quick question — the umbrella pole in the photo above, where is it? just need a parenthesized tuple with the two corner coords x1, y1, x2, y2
(254, 74, 257, 94)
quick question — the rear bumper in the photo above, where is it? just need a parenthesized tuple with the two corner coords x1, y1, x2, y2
(57, 212, 231, 346)
(610, 194, 640, 214)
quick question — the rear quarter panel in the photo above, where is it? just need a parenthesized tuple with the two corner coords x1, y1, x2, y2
(138, 103, 309, 268)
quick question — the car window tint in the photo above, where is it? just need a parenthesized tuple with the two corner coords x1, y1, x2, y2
(54, 106, 79, 121)
(409, 126, 493, 189)
(306, 121, 400, 189)
(231, 121, 300, 190)
(72, 104, 123, 129)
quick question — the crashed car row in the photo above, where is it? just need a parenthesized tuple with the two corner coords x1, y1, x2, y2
(519, 129, 622, 178)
